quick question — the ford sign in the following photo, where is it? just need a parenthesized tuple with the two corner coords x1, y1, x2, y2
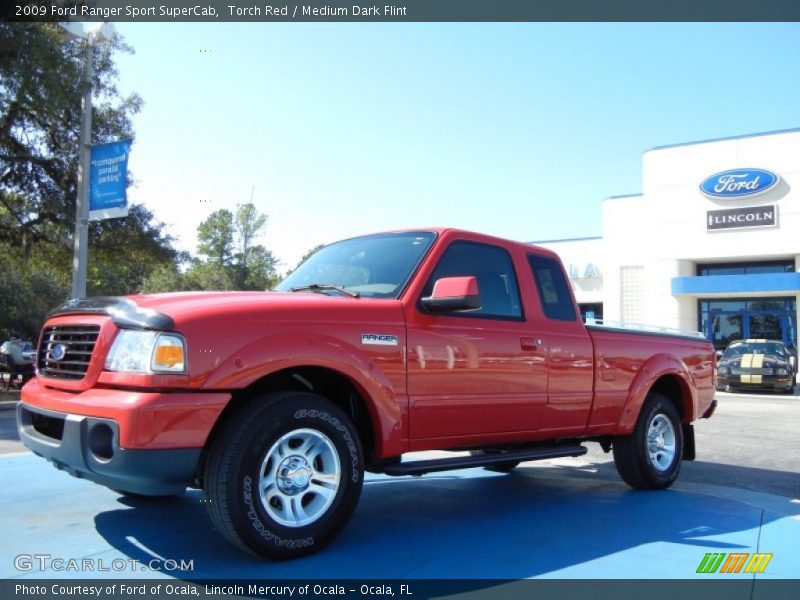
(49, 344, 67, 362)
(700, 168, 779, 199)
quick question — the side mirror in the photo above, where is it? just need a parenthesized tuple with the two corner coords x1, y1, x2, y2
(715, 350, 724, 360)
(421, 276, 481, 312)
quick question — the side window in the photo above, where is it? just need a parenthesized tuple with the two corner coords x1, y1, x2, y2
(421, 241, 522, 319)
(528, 254, 577, 322)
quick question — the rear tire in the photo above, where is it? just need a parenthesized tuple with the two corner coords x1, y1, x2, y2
(613, 393, 683, 490)
(204, 391, 363, 560)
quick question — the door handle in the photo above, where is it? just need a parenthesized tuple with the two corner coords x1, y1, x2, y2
(521, 337, 543, 351)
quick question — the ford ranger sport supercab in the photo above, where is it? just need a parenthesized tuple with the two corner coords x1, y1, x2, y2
(18, 228, 717, 559)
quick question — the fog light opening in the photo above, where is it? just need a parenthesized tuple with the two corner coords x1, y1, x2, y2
(88, 423, 115, 461)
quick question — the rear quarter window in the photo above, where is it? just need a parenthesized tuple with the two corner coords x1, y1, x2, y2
(528, 254, 577, 322)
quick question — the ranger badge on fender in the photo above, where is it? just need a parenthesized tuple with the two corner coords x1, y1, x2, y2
(361, 333, 399, 346)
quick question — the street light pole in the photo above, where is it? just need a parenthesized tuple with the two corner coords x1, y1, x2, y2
(70, 34, 94, 299)
(59, 22, 115, 299)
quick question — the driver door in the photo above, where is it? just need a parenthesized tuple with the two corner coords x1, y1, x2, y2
(405, 240, 547, 442)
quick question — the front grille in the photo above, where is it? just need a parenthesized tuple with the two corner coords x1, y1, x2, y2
(731, 368, 775, 376)
(38, 325, 100, 380)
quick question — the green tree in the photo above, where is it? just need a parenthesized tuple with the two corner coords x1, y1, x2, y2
(240, 244, 280, 290)
(235, 203, 267, 262)
(0, 23, 142, 257)
(141, 263, 187, 294)
(232, 203, 277, 289)
(0, 23, 182, 335)
(197, 208, 234, 266)
(87, 204, 181, 295)
(186, 260, 237, 291)
(0, 255, 69, 340)
(190, 204, 278, 291)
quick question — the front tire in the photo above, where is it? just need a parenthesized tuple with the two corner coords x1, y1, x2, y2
(204, 392, 364, 559)
(613, 393, 683, 490)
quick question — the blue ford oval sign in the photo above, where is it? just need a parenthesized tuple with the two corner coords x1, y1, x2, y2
(700, 168, 779, 199)
(49, 344, 67, 362)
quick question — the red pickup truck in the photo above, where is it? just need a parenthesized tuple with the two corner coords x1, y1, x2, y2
(19, 228, 716, 559)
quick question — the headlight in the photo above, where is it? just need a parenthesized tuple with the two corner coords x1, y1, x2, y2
(775, 368, 789, 376)
(105, 330, 187, 374)
(717, 366, 730, 376)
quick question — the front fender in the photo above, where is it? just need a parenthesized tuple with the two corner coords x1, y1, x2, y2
(201, 332, 406, 457)
(613, 353, 698, 435)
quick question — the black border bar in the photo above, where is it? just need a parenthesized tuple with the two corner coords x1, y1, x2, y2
(4, 579, 800, 600)
(5, 0, 800, 22)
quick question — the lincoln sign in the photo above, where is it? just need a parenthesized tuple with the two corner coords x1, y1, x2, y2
(707, 205, 777, 231)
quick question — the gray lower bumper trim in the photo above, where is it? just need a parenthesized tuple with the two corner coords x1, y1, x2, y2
(17, 403, 201, 496)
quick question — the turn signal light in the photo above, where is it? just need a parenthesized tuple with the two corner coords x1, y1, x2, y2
(151, 335, 187, 372)
(154, 345, 183, 367)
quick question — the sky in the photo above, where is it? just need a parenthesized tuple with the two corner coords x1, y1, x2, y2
(112, 23, 800, 274)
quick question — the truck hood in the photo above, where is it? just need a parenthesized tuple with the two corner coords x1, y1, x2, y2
(132, 290, 328, 314)
(50, 291, 385, 331)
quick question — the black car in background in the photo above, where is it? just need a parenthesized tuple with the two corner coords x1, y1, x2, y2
(716, 339, 796, 394)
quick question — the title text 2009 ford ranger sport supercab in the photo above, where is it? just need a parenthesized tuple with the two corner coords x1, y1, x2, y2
(18, 229, 716, 559)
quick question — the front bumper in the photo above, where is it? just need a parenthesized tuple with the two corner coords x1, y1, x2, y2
(716, 374, 793, 393)
(18, 378, 231, 495)
(18, 403, 201, 495)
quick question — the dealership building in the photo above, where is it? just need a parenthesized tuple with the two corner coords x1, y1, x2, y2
(536, 128, 800, 352)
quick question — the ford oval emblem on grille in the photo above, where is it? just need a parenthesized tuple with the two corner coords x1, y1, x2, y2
(50, 344, 68, 362)
(699, 168, 780, 199)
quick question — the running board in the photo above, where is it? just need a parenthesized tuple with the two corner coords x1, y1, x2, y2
(381, 445, 587, 476)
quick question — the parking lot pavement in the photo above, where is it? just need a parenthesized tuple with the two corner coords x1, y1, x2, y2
(532, 391, 800, 499)
(2, 393, 798, 582)
(1, 451, 798, 581)
(0, 399, 23, 455)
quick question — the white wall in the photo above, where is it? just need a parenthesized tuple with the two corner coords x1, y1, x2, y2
(535, 129, 800, 334)
(641, 131, 800, 262)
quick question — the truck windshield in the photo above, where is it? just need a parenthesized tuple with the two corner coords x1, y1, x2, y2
(275, 231, 436, 299)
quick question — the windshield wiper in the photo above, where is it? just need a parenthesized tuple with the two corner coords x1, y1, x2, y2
(290, 284, 360, 298)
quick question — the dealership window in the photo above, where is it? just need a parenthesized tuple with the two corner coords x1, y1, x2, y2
(696, 259, 795, 276)
(698, 297, 797, 352)
(579, 303, 603, 323)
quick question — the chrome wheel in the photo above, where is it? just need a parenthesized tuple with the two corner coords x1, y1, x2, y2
(258, 428, 341, 527)
(613, 393, 683, 490)
(205, 392, 364, 559)
(646, 414, 676, 472)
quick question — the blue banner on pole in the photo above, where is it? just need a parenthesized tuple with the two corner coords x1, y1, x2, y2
(89, 140, 132, 221)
